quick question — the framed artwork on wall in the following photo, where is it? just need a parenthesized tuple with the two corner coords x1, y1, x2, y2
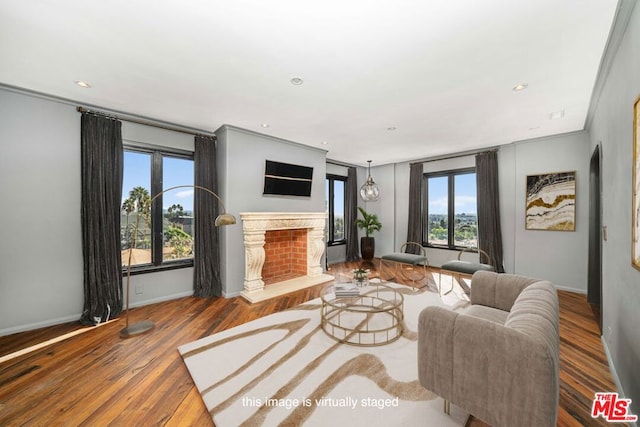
(633, 95, 640, 270)
(525, 171, 576, 231)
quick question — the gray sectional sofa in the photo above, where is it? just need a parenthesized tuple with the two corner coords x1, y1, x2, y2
(418, 271, 560, 427)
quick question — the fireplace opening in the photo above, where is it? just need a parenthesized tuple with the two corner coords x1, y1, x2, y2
(262, 229, 308, 285)
(240, 212, 333, 303)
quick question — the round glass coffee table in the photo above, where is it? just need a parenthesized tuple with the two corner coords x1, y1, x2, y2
(320, 282, 404, 346)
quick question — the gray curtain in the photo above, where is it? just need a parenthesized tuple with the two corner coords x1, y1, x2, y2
(345, 167, 360, 262)
(406, 163, 423, 254)
(476, 151, 505, 272)
(193, 135, 222, 297)
(80, 113, 124, 325)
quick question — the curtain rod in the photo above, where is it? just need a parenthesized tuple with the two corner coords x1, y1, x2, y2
(326, 159, 359, 168)
(76, 106, 216, 140)
(409, 146, 499, 166)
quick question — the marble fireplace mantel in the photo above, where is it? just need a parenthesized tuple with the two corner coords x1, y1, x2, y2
(239, 212, 333, 303)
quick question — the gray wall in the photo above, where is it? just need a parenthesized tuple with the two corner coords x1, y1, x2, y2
(587, 0, 640, 413)
(364, 163, 396, 258)
(0, 91, 330, 333)
(216, 125, 327, 297)
(502, 132, 591, 291)
(386, 133, 590, 291)
(0, 89, 84, 334)
(0, 89, 202, 334)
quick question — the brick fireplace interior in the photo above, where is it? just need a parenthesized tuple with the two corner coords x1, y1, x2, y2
(262, 229, 308, 285)
(239, 211, 333, 303)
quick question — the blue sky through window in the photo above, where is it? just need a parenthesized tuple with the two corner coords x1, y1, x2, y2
(428, 176, 448, 215)
(325, 179, 345, 214)
(123, 151, 194, 212)
(455, 173, 477, 215)
(122, 151, 150, 203)
(163, 157, 194, 212)
(334, 181, 344, 217)
(428, 173, 477, 215)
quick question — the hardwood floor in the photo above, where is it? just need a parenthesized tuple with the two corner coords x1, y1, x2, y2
(0, 261, 622, 426)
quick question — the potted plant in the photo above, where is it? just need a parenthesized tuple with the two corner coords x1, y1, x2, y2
(352, 268, 370, 286)
(355, 206, 382, 260)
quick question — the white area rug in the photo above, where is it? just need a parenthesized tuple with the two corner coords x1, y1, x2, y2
(178, 281, 469, 427)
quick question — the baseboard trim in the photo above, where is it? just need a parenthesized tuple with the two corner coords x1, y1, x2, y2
(126, 290, 194, 308)
(1, 291, 196, 337)
(601, 336, 638, 427)
(554, 284, 587, 294)
(222, 290, 242, 298)
(0, 313, 82, 337)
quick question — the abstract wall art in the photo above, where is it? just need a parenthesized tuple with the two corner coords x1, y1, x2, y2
(633, 95, 640, 270)
(526, 171, 576, 231)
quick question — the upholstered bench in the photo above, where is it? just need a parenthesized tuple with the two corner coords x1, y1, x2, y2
(380, 242, 429, 289)
(440, 248, 495, 294)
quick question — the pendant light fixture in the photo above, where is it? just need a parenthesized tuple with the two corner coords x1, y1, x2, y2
(360, 160, 380, 201)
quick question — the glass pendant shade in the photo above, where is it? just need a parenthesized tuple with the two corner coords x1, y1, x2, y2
(360, 160, 380, 201)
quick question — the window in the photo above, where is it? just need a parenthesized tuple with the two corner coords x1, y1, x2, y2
(121, 147, 194, 272)
(326, 174, 346, 245)
(424, 168, 477, 249)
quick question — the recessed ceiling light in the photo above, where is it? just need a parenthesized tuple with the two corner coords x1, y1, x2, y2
(512, 83, 528, 92)
(321, 141, 328, 145)
(549, 110, 565, 120)
(290, 77, 304, 86)
(74, 80, 91, 88)
(261, 123, 270, 128)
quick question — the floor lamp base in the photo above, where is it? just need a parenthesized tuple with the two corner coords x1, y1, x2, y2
(120, 320, 155, 338)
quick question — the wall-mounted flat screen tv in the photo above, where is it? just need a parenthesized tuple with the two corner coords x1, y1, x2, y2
(263, 160, 313, 197)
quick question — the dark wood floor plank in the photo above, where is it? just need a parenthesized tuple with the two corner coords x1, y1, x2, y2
(0, 261, 622, 426)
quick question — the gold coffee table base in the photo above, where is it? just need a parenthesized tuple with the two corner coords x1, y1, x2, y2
(320, 282, 404, 346)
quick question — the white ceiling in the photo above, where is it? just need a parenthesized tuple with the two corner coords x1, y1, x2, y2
(0, 0, 619, 166)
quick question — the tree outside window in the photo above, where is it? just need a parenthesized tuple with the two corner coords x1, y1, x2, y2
(424, 169, 477, 249)
(121, 148, 194, 271)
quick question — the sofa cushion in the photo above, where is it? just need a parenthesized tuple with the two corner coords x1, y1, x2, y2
(463, 304, 509, 325)
(381, 252, 428, 265)
(470, 271, 542, 312)
(441, 260, 495, 275)
(505, 281, 559, 356)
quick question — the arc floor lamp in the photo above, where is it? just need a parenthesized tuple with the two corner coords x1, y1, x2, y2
(120, 184, 236, 338)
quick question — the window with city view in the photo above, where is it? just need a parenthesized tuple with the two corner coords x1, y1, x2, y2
(326, 175, 346, 245)
(121, 148, 194, 269)
(424, 168, 477, 249)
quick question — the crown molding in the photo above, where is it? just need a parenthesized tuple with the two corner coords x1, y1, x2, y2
(584, 0, 637, 130)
